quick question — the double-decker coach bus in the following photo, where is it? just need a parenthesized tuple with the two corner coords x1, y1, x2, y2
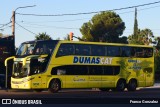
(5, 40, 154, 92)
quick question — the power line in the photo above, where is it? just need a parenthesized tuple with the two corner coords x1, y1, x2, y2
(0, 25, 12, 31)
(17, 18, 90, 24)
(14, 5, 160, 30)
(0, 21, 12, 28)
(16, 1, 160, 16)
(16, 5, 160, 24)
(19, 22, 79, 29)
(15, 22, 37, 35)
(118, 5, 160, 14)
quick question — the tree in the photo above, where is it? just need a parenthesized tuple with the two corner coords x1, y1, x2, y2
(128, 28, 154, 45)
(139, 28, 154, 45)
(128, 8, 154, 45)
(133, 8, 138, 40)
(35, 32, 52, 40)
(80, 11, 126, 43)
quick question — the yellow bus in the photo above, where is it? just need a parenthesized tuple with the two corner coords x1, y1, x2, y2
(5, 40, 154, 92)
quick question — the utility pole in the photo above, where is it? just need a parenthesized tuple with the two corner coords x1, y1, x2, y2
(12, 11, 15, 46)
(11, 5, 36, 46)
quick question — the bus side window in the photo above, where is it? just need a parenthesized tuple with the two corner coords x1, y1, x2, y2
(89, 66, 103, 75)
(130, 47, 136, 57)
(148, 49, 153, 57)
(107, 46, 120, 57)
(58, 48, 64, 56)
(75, 44, 90, 56)
(120, 47, 130, 57)
(144, 48, 153, 57)
(91, 45, 105, 56)
(57, 69, 66, 75)
(56, 44, 74, 57)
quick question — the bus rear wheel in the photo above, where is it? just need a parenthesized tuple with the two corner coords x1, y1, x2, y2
(116, 79, 126, 91)
(127, 79, 137, 91)
(48, 79, 60, 93)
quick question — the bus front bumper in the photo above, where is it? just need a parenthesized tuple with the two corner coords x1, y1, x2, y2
(11, 77, 32, 89)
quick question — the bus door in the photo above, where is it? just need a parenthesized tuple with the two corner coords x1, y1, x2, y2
(72, 66, 89, 88)
(88, 66, 102, 88)
(31, 73, 42, 89)
(65, 75, 75, 88)
(73, 75, 88, 88)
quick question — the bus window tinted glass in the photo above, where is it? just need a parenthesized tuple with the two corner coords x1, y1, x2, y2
(107, 46, 120, 57)
(35, 41, 58, 55)
(89, 66, 103, 75)
(56, 43, 74, 57)
(104, 66, 120, 75)
(121, 47, 131, 57)
(91, 45, 105, 56)
(75, 44, 90, 56)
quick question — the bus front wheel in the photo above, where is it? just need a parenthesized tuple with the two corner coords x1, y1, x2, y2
(127, 79, 137, 91)
(48, 79, 60, 93)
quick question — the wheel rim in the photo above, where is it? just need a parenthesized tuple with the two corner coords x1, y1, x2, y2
(128, 80, 137, 91)
(52, 82, 59, 91)
(49, 80, 60, 93)
(117, 80, 125, 91)
(131, 81, 137, 89)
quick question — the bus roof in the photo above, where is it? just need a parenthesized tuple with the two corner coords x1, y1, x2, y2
(20, 40, 153, 48)
(58, 40, 153, 48)
(21, 40, 59, 44)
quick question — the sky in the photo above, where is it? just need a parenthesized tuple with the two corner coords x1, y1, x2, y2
(0, 0, 160, 47)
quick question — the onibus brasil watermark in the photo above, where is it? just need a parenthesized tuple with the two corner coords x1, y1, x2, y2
(2, 99, 42, 104)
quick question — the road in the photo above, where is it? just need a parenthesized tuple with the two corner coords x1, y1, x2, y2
(0, 84, 160, 104)
(0, 83, 160, 104)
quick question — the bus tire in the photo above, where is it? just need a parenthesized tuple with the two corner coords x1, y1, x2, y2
(116, 79, 126, 91)
(127, 79, 137, 91)
(99, 88, 110, 91)
(48, 79, 60, 93)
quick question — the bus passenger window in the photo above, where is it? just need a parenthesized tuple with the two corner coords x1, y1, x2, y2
(75, 44, 90, 56)
(107, 46, 120, 57)
(56, 43, 74, 57)
(130, 47, 136, 57)
(57, 69, 66, 75)
(148, 49, 153, 57)
(144, 48, 153, 57)
(91, 45, 105, 56)
(120, 47, 130, 57)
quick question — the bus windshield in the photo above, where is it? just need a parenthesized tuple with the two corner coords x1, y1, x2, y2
(12, 40, 59, 78)
(16, 43, 35, 56)
(16, 40, 59, 56)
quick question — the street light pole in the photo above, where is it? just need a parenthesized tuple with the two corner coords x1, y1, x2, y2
(12, 5, 36, 42)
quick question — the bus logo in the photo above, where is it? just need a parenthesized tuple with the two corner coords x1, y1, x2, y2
(73, 56, 112, 65)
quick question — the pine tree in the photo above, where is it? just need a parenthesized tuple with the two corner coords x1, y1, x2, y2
(133, 8, 138, 40)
